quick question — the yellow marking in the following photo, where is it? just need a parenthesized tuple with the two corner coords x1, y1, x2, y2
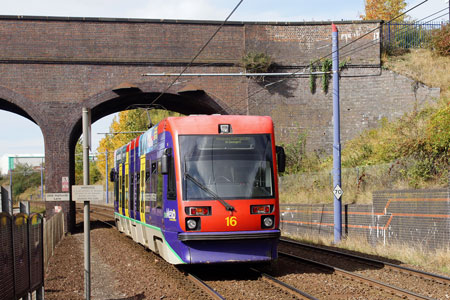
(140, 155, 146, 223)
(225, 216, 237, 227)
(125, 151, 129, 218)
(119, 164, 123, 214)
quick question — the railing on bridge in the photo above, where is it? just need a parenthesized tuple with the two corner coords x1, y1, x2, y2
(382, 22, 448, 49)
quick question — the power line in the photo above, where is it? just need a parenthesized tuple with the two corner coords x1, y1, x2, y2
(148, 0, 244, 107)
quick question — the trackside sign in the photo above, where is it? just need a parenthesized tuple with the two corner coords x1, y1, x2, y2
(72, 185, 103, 202)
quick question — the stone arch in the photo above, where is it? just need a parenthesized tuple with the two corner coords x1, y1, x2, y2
(69, 80, 235, 156)
(42, 81, 237, 232)
(67, 80, 235, 195)
(0, 86, 41, 125)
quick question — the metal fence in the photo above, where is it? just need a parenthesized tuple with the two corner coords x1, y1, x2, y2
(43, 211, 65, 270)
(0, 212, 44, 300)
(382, 22, 447, 49)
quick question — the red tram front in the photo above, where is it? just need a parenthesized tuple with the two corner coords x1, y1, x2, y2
(112, 115, 285, 264)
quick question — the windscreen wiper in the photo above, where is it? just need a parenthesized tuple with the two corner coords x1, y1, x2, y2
(185, 172, 235, 212)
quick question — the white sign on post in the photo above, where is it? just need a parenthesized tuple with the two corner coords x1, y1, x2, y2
(333, 184, 343, 200)
(62, 176, 69, 192)
(72, 185, 104, 202)
(46, 193, 70, 201)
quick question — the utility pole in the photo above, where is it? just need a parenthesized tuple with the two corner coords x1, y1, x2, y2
(105, 149, 109, 205)
(332, 23, 343, 244)
(40, 158, 44, 201)
(82, 107, 91, 300)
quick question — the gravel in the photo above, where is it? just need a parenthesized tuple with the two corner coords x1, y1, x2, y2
(279, 242, 450, 299)
(45, 221, 211, 299)
(45, 212, 448, 299)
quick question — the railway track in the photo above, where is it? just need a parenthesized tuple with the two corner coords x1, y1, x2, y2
(77, 206, 448, 299)
(280, 238, 450, 299)
(78, 205, 317, 299)
(185, 264, 317, 300)
(279, 251, 432, 299)
(75, 203, 115, 226)
(249, 268, 318, 300)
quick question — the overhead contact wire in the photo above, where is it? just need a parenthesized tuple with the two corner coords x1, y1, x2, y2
(148, 0, 244, 106)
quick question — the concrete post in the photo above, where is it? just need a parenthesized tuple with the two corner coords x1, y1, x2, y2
(1, 186, 13, 214)
(82, 107, 91, 300)
(332, 23, 342, 244)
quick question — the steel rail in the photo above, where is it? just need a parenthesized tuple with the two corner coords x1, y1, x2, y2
(249, 268, 318, 300)
(184, 272, 225, 300)
(76, 206, 116, 228)
(280, 238, 450, 285)
(80, 204, 223, 299)
(279, 251, 434, 300)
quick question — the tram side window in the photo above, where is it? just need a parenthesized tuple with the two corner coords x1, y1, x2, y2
(130, 172, 134, 212)
(115, 171, 119, 205)
(120, 173, 124, 210)
(151, 161, 158, 208)
(125, 171, 129, 210)
(167, 155, 176, 200)
(140, 168, 145, 214)
(157, 160, 163, 208)
(145, 160, 151, 213)
(136, 172, 140, 213)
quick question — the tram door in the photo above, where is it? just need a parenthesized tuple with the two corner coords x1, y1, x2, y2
(150, 157, 164, 227)
(140, 156, 146, 222)
(119, 164, 123, 215)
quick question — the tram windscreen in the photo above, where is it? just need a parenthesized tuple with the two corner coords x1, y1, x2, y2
(179, 135, 275, 200)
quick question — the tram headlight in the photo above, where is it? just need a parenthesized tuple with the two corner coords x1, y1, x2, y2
(261, 215, 274, 229)
(187, 219, 197, 229)
(186, 218, 200, 231)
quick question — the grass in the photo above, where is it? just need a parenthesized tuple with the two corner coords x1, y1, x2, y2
(382, 48, 450, 99)
(279, 48, 450, 270)
(278, 162, 444, 204)
(283, 232, 450, 276)
(280, 48, 449, 205)
(14, 185, 43, 202)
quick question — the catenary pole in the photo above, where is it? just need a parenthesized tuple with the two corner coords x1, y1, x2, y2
(40, 158, 44, 201)
(82, 107, 91, 300)
(106, 149, 108, 205)
(332, 23, 342, 244)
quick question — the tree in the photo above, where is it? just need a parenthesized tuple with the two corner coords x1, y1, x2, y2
(360, 0, 407, 22)
(74, 139, 102, 185)
(96, 109, 181, 183)
(11, 163, 41, 199)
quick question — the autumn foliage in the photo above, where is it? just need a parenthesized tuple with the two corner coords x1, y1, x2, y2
(430, 23, 450, 56)
(96, 109, 181, 183)
(360, 0, 407, 22)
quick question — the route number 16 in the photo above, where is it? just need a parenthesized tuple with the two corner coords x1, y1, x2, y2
(225, 216, 237, 227)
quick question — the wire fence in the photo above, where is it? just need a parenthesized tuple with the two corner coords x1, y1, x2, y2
(382, 21, 448, 49)
(278, 163, 449, 204)
(0, 212, 44, 300)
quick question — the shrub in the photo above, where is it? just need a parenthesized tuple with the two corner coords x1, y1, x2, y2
(429, 23, 450, 56)
(240, 52, 272, 73)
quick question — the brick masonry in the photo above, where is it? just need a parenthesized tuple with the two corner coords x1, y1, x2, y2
(0, 16, 440, 231)
(281, 180, 450, 250)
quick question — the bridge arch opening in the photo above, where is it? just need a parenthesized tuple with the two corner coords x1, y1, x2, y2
(0, 98, 45, 202)
(68, 87, 234, 202)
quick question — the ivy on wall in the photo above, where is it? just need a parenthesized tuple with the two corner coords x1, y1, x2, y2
(309, 58, 350, 94)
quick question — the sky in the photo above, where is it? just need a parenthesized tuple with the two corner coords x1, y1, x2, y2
(0, 0, 448, 173)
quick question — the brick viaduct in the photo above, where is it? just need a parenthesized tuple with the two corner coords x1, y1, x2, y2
(0, 16, 439, 231)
